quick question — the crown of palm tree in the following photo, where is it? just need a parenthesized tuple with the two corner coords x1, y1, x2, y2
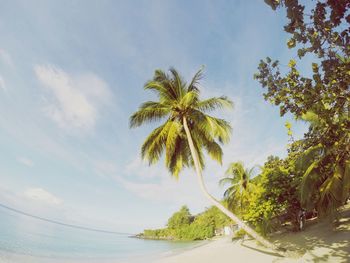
(130, 67, 233, 178)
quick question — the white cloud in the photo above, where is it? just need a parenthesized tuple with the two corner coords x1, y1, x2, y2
(116, 174, 209, 211)
(17, 157, 34, 167)
(94, 160, 118, 177)
(119, 157, 224, 213)
(0, 48, 14, 68)
(0, 75, 5, 91)
(125, 156, 164, 179)
(23, 188, 63, 206)
(34, 64, 112, 132)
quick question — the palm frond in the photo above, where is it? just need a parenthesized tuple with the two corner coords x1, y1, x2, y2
(169, 67, 186, 99)
(225, 162, 245, 176)
(165, 121, 182, 166)
(219, 177, 236, 187)
(247, 165, 260, 178)
(204, 115, 232, 144)
(141, 121, 172, 164)
(188, 67, 204, 92)
(295, 144, 323, 171)
(153, 69, 168, 82)
(318, 166, 343, 214)
(342, 160, 350, 202)
(191, 125, 223, 164)
(204, 140, 223, 164)
(300, 160, 320, 208)
(223, 186, 237, 199)
(167, 137, 184, 179)
(197, 96, 233, 112)
(180, 90, 199, 107)
(130, 101, 170, 128)
(144, 80, 177, 102)
(190, 110, 232, 144)
(178, 137, 191, 167)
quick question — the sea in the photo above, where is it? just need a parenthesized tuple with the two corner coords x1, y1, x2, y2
(0, 204, 201, 263)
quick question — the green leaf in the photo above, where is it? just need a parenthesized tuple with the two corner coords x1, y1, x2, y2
(288, 59, 296, 68)
(287, 38, 296, 48)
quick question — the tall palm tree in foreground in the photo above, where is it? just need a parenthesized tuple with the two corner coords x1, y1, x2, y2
(130, 68, 283, 253)
(220, 162, 257, 214)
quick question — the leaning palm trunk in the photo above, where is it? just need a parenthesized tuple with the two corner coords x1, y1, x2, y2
(183, 117, 284, 255)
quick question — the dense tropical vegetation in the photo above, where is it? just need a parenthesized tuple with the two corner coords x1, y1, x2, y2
(218, 0, 350, 237)
(140, 206, 231, 241)
(221, 155, 301, 235)
(255, 0, 350, 218)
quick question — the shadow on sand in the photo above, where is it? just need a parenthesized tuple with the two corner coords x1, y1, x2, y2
(240, 241, 284, 258)
(271, 208, 350, 263)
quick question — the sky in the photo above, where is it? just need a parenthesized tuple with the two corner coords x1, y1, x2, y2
(0, 0, 309, 233)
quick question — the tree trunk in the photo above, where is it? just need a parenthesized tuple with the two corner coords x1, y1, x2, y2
(182, 117, 287, 256)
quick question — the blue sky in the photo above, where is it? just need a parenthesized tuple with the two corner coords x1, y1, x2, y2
(0, 0, 308, 233)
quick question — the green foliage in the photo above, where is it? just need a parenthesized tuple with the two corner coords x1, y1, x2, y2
(285, 121, 293, 140)
(297, 143, 350, 215)
(225, 158, 302, 235)
(142, 205, 231, 241)
(232, 228, 246, 240)
(205, 206, 232, 228)
(167, 206, 192, 229)
(255, 0, 350, 216)
(143, 228, 170, 239)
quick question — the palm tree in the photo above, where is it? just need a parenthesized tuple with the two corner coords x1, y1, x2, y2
(297, 112, 350, 214)
(130, 67, 284, 253)
(220, 162, 257, 214)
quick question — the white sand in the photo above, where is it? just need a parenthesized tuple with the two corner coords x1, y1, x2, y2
(154, 237, 299, 263)
(155, 207, 350, 263)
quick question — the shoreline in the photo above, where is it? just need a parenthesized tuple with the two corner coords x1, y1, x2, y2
(153, 209, 350, 263)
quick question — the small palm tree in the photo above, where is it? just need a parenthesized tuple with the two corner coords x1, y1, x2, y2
(220, 162, 257, 214)
(130, 67, 282, 252)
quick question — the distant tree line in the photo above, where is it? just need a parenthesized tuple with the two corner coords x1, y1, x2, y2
(140, 206, 231, 241)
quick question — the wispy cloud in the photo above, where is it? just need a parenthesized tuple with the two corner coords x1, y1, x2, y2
(94, 160, 118, 177)
(35, 65, 112, 132)
(120, 156, 224, 212)
(0, 75, 5, 91)
(17, 157, 34, 167)
(116, 173, 209, 211)
(125, 156, 165, 180)
(23, 188, 63, 206)
(0, 48, 14, 68)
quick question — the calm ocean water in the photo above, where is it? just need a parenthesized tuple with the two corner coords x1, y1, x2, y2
(0, 205, 200, 263)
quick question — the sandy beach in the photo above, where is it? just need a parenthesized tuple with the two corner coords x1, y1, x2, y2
(154, 237, 293, 263)
(155, 208, 350, 263)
